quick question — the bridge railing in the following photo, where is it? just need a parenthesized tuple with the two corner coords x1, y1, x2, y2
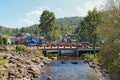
(39, 43, 77, 49)
(38, 43, 92, 49)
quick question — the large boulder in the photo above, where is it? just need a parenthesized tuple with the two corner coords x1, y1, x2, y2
(25, 60, 31, 65)
(16, 63, 26, 68)
(27, 65, 41, 78)
(4, 63, 16, 68)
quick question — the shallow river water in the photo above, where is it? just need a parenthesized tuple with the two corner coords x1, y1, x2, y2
(35, 60, 109, 80)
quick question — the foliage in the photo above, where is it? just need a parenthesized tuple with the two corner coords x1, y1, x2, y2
(0, 54, 4, 60)
(0, 26, 2, 33)
(98, 42, 120, 79)
(97, 0, 120, 79)
(1, 17, 81, 41)
(16, 45, 26, 51)
(47, 54, 53, 59)
(2, 35, 9, 45)
(39, 10, 56, 41)
(83, 53, 99, 64)
(79, 8, 104, 53)
(0, 60, 6, 66)
(35, 50, 44, 57)
(0, 35, 3, 45)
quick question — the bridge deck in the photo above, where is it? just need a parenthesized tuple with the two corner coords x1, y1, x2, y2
(26, 45, 100, 52)
(37, 46, 100, 51)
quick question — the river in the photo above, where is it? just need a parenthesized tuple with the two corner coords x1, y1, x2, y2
(35, 60, 109, 80)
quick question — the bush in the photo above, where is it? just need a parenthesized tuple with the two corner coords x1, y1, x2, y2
(0, 35, 3, 45)
(47, 54, 53, 59)
(35, 50, 44, 57)
(98, 42, 120, 79)
(83, 53, 99, 64)
(16, 45, 26, 51)
(0, 54, 4, 60)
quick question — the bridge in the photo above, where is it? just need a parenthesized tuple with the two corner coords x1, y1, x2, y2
(26, 44, 100, 56)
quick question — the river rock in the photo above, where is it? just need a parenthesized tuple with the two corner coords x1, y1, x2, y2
(8, 69, 16, 78)
(31, 59, 40, 64)
(47, 77, 52, 80)
(27, 65, 40, 77)
(61, 61, 65, 64)
(9, 58, 17, 64)
(3, 54, 11, 59)
(43, 60, 49, 64)
(71, 61, 78, 64)
(16, 63, 26, 68)
(51, 57, 57, 60)
(39, 62, 44, 67)
(0, 51, 51, 80)
(25, 60, 31, 65)
(83, 59, 89, 64)
(4, 63, 16, 68)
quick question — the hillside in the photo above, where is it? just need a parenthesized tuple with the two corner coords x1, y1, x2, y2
(0, 17, 82, 36)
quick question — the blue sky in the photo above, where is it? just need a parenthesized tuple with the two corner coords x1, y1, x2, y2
(0, 0, 105, 28)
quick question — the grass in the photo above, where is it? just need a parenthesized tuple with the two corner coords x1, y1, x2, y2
(0, 60, 6, 66)
(16, 45, 26, 51)
(35, 50, 44, 57)
(0, 54, 7, 67)
(83, 53, 99, 64)
(0, 54, 4, 60)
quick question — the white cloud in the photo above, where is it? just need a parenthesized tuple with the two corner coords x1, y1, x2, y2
(75, 0, 106, 17)
(21, 6, 52, 25)
(26, 9, 43, 17)
(56, 8, 62, 13)
(22, 19, 35, 25)
(75, 6, 87, 17)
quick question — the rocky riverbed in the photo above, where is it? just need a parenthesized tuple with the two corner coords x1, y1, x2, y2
(36, 60, 109, 80)
(0, 50, 110, 80)
(0, 51, 52, 80)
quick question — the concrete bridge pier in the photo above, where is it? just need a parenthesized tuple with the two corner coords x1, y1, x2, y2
(76, 50, 79, 57)
(58, 50, 61, 56)
(43, 50, 47, 57)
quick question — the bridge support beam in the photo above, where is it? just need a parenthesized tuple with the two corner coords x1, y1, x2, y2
(76, 50, 79, 57)
(58, 50, 61, 56)
(43, 50, 47, 57)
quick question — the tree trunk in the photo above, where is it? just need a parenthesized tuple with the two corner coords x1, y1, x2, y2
(93, 38, 96, 57)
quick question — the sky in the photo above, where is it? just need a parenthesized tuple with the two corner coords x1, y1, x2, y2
(0, 0, 106, 28)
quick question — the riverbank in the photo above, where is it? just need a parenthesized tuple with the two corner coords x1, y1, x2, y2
(82, 55, 110, 80)
(57, 55, 109, 80)
(0, 51, 52, 80)
(0, 50, 110, 80)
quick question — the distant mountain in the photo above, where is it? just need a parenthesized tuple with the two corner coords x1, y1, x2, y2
(56, 17, 82, 34)
(0, 25, 7, 33)
(57, 16, 82, 25)
(0, 16, 82, 36)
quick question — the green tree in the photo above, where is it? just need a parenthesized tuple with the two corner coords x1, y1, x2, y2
(0, 26, 2, 33)
(79, 8, 104, 55)
(39, 10, 56, 41)
(0, 35, 3, 45)
(2, 35, 9, 45)
(97, 0, 120, 79)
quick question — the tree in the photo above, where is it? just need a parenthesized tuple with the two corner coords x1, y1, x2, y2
(0, 35, 3, 45)
(97, 0, 120, 79)
(6, 28, 13, 35)
(39, 10, 56, 41)
(0, 26, 2, 33)
(2, 35, 9, 45)
(79, 8, 104, 55)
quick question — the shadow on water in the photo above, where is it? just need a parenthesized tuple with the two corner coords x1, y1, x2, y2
(35, 60, 109, 80)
